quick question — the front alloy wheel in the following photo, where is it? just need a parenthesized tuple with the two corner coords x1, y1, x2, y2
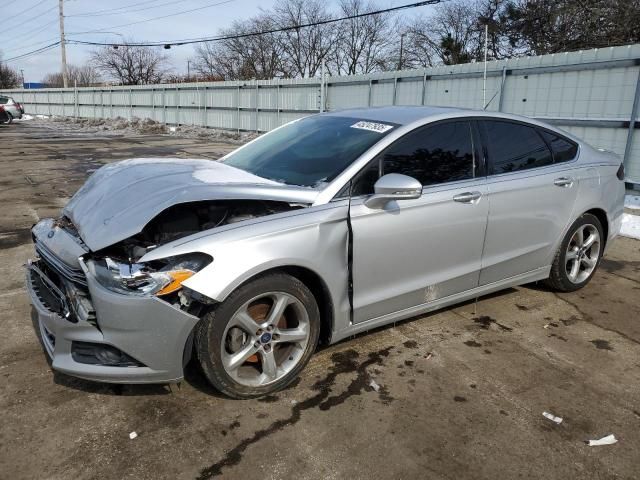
(195, 273, 320, 398)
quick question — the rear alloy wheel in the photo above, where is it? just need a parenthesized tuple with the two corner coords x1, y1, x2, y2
(195, 273, 320, 398)
(546, 213, 604, 292)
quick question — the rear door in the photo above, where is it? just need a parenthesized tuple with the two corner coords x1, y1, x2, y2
(479, 119, 580, 285)
(349, 120, 489, 323)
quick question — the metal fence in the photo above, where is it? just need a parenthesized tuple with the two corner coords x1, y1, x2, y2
(4, 44, 640, 183)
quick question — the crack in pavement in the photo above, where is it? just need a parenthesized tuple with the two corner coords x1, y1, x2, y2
(553, 293, 640, 346)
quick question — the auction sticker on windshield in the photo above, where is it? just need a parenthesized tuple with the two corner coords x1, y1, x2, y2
(350, 121, 394, 133)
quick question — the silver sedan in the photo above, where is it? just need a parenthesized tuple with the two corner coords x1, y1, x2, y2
(26, 107, 625, 398)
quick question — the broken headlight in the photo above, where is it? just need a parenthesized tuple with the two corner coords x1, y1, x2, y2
(91, 253, 212, 296)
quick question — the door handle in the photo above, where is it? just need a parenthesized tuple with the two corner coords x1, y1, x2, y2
(453, 191, 482, 203)
(554, 177, 574, 187)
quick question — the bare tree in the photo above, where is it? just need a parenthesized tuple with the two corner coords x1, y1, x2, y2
(194, 16, 288, 80)
(404, 2, 480, 67)
(331, 0, 395, 75)
(42, 64, 100, 87)
(503, 0, 640, 55)
(90, 44, 168, 85)
(0, 55, 20, 89)
(274, 0, 337, 77)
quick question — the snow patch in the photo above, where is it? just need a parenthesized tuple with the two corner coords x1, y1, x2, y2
(620, 213, 640, 240)
(625, 194, 640, 210)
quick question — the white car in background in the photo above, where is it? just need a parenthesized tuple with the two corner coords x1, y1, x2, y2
(0, 96, 24, 122)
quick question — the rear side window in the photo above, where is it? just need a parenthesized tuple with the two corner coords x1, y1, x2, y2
(483, 120, 552, 174)
(381, 121, 475, 186)
(540, 130, 578, 163)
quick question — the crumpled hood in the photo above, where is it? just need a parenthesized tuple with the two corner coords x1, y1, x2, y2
(63, 158, 318, 251)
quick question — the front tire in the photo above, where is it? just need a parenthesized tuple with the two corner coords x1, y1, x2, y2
(195, 273, 320, 399)
(546, 213, 604, 292)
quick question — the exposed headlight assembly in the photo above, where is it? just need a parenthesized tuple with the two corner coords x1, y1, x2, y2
(91, 253, 212, 296)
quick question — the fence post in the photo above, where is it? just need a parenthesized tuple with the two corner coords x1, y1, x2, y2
(276, 83, 281, 127)
(47, 90, 51, 117)
(392, 76, 398, 105)
(498, 66, 508, 112)
(162, 88, 166, 124)
(368, 79, 373, 107)
(176, 86, 179, 125)
(236, 84, 241, 133)
(623, 68, 640, 178)
(74, 80, 78, 118)
(421, 70, 427, 105)
(255, 82, 259, 132)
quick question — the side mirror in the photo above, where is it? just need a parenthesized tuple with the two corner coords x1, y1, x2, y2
(364, 173, 422, 209)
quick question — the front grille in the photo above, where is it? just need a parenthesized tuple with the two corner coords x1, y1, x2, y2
(34, 239, 87, 287)
(29, 262, 72, 320)
(29, 259, 97, 327)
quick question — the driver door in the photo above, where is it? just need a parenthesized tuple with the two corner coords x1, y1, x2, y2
(349, 120, 489, 324)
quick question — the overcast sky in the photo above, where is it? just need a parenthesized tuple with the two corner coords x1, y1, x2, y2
(2, 0, 420, 84)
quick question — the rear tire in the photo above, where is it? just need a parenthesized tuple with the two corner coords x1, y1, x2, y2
(195, 273, 320, 399)
(546, 213, 604, 292)
(6, 113, 13, 124)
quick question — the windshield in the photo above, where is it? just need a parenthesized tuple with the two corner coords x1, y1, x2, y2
(223, 115, 397, 187)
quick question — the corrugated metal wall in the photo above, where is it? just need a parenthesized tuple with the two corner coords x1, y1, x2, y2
(4, 44, 640, 182)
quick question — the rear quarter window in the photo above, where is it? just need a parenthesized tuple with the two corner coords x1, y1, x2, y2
(539, 130, 578, 163)
(482, 120, 553, 174)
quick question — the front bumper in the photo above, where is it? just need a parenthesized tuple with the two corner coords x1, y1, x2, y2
(27, 259, 200, 384)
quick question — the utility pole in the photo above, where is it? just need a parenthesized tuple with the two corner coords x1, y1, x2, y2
(187, 60, 190, 81)
(20, 69, 25, 88)
(482, 23, 488, 109)
(59, 0, 68, 88)
(398, 33, 406, 71)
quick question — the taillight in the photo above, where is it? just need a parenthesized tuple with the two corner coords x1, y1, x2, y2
(616, 163, 625, 181)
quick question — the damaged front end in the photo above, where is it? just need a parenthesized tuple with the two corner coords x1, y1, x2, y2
(26, 157, 318, 383)
(27, 186, 311, 383)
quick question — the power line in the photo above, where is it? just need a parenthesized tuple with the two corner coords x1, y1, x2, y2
(68, 0, 445, 47)
(68, 0, 193, 18)
(3, 41, 61, 62)
(5, 19, 58, 46)
(67, 0, 236, 35)
(1, 37, 60, 55)
(9, 0, 51, 20)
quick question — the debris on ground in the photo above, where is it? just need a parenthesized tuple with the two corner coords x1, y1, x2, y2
(129, 431, 138, 440)
(586, 434, 617, 446)
(20, 115, 259, 144)
(369, 379, 381, 392)
(542, 412, 563, 424)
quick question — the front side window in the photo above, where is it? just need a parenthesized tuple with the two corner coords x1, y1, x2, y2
(0, 97, 8, 104)
(223, 115, 396, 188)
(381, 121, 475, 186)
(483, 120, 553, 174)
(540, 130, 578, 163)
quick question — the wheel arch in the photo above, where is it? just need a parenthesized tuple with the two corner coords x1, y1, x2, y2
(583, 207, 609, 248)
(211, 264, 335, 346)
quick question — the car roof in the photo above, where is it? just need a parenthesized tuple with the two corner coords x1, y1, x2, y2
(323, 106, 584, 144)
(324, 106, 462, 125)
